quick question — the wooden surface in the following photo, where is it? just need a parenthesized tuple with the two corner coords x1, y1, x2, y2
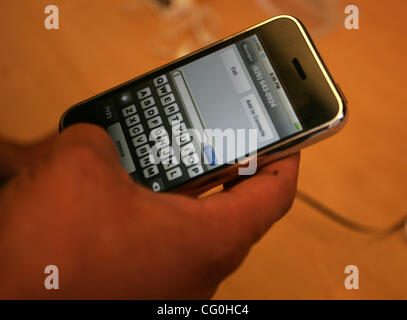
(0, 0, 406, 299)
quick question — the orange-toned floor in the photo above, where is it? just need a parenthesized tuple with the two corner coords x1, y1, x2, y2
(0, 0, 406, 299)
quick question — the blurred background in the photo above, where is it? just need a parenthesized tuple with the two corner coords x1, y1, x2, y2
(0, 0, 406, 299)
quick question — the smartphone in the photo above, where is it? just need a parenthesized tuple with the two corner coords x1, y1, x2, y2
(59, 15, 347, 195)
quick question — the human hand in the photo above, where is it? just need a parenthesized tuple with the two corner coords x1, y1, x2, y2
(0, 124, 299, 299)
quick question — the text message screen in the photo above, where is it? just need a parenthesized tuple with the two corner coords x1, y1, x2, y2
(170, 34, 302, 168)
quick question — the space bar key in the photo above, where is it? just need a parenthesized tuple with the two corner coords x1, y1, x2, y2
(107, 122, 136, 174)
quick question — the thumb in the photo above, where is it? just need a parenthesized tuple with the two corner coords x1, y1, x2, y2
(203, 153, 300, 246)
(53, 124, 121, 167)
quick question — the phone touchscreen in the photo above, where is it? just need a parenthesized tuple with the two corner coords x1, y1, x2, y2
(97, 34, 303, 191)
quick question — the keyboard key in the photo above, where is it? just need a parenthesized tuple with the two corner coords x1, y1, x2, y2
(181, 142, 195, 157)
(139, 154, 155, 168)
(188, 164, 204, 178)
(175, 131, 192, 145)
(157, 84, 172, 97)
(160, 93, 175, 106)
(182, 153, 200, 167)
(136, 87, 152, 100)
(162, 155, 178, 170)
(136, 144, 150, 157)
(107, 122, 136, 174)
(140, 96, 155, 109)
(132, 134, 148, 148)
(100, 101, 118, 126)
(164, 103, 179, 116)
(168, 112, 183, 125)
(122, 104, 137, 117)
(155, 135, 170, 149)
(149, 177, 165, 192)
(150, 126, 168, 141)
(158, 146, 174, 161)
(125, 114, 140, 127)
(153, 75, 168, 87)
(144, 106, 159, 119)
(166, 167, 182, 181)
(143, 165, 159, 179)
(172, 122, 187, 136)
(119, 91, 133, 105)
(147, 116, 163, 129)
(129, 124, 144, 137)
(204, 145, 217, 166)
